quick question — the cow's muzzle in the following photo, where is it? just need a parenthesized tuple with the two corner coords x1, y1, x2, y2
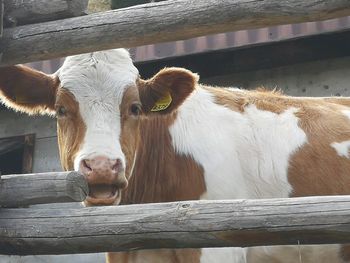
(79, 156, 128, 206)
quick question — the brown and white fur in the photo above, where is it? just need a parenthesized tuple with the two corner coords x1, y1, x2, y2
(1, 49, 350, 263)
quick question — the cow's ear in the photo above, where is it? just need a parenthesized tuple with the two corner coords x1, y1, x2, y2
(0, 65, 59, 115)
(138, 67, 198, 114)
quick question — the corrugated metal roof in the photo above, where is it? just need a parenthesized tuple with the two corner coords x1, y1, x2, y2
(27, 16, 350, 73)
(130, 16, 350, 62)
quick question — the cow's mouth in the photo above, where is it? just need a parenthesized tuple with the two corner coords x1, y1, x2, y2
(85, 184, 121, 206)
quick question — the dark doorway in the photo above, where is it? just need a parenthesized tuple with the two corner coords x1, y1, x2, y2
(0, 134, 35, 175)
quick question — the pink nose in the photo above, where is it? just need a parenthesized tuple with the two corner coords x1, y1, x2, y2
(79, 156, 127, 188)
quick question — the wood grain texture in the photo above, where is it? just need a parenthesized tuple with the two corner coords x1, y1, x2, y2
(0, 171, 87, 207)
(3, 0, 88, 27)
(1, 0, 350, 65)
(1, 196, 350, 255)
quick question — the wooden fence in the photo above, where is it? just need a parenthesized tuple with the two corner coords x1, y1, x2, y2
(0, 171, 87, 207)
(1, 0, 350, 256)
(1, 172, 350, 255)
(1, 0, 350, 65)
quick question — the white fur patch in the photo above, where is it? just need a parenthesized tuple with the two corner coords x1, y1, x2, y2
(331, 140, 350, 158)
(56, 49, 139, 170)
(200, 248, 247, 263)
(170, 88, 307, 200)
(169, 87, 309, 262)
(330, 110, 350, 159)
(342, 109, 350, 121)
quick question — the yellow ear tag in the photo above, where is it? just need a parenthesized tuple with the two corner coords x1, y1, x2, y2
(151, 92, 172, 112)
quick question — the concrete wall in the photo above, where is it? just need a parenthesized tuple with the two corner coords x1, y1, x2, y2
(203, 56, 350, 97)
(0, 55, 350, 262)
(0, 111, 61, 173)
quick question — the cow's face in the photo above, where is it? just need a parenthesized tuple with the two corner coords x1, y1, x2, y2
(0, 49, 198, 206)
(55, 50, 142, 206)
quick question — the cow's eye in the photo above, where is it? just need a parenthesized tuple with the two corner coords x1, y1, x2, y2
(130, 103, 142, 116)
(56, 106, 67, 117)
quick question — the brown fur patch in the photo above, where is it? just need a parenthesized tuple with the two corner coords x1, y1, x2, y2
(109, 90, 205, 263)
(120, 85, 142, 183)
(210, 88, 350, 262)
(121, 112, 206, 204)
(210, 88, 350, 196)
(203, 86, 247, 112)
(0, 65, 59, 115)
(341, 244, 350, 261)
(56, 88, 86, 170)
(289, 104, 350, 196)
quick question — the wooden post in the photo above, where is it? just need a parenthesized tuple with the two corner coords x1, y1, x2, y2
(3, 0, 88, 27)
(1, 0, 350, 65)
(21, 134, 35, 174)
(1, 196, 350, 255)
(0, 171, 87, 207)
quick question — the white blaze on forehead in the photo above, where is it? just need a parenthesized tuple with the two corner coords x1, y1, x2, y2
(56, 49, 139, 170)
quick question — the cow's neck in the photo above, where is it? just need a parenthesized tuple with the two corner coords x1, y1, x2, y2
(122, 86, 309, 205)
(121, 111, 206, 204)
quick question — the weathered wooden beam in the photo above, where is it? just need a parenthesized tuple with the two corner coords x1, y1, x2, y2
(0, 171, 87, 207)
(3, 0, 88, 27)
(1, 196, 350, 255)
(1, 0, 350, 66)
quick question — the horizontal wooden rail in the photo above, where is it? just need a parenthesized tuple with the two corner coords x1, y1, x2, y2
(1, 0, 350, 65)
(1, 196, 350, 255)
(0, 171, 87, 207)
(4, 0, 88, 27)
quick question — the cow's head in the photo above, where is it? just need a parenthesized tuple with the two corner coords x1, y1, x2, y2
(0, 49, 198, 206)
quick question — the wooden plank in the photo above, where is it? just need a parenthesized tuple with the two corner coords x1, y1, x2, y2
(3, 0, 88, 27)
(2, 0, 350, 66)
(1, 196, 350, 255)
(137, 29, 350, 79)
(0, 171, 87, 207)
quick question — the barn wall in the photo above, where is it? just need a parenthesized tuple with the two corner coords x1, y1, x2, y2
(0, 111, 61, 173)
(1, 55, 350, 262)
(203, 56, 350, 97)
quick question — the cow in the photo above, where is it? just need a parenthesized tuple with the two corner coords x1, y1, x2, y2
(0, 48, 350, 263)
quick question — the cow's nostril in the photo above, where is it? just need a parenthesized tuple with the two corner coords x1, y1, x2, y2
(112, 159, 122, 172)
(82, 159, 92, 172)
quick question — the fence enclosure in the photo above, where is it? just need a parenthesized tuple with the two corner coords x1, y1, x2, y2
(1, 172, 350, 255)
(1, 0, 350, 256)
